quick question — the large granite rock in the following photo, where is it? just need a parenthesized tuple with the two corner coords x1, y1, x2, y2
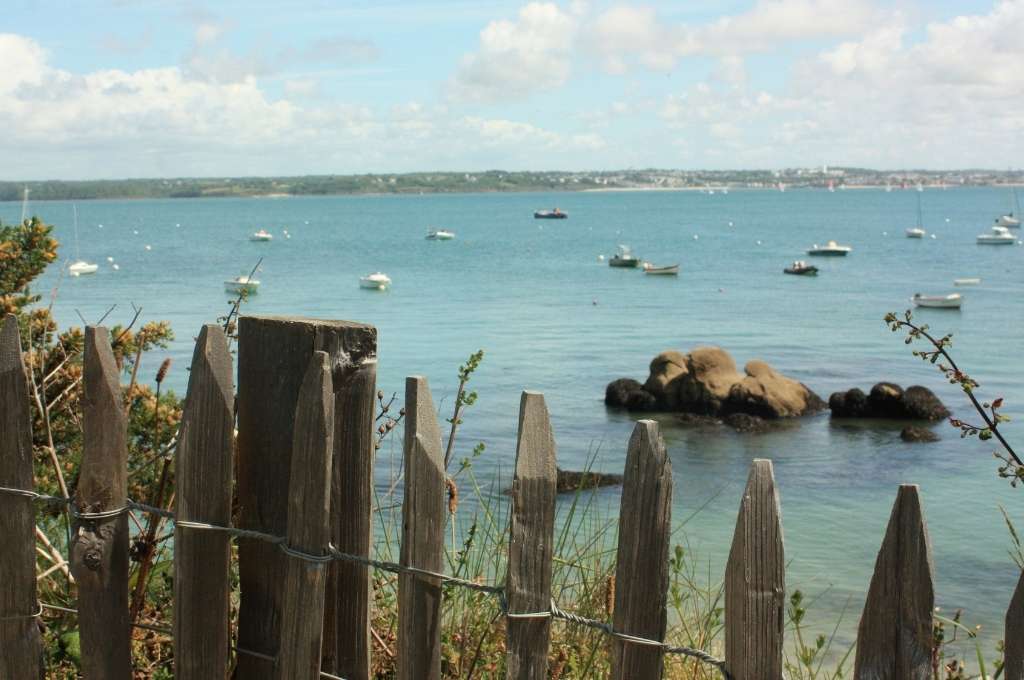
(606, 346, 825, 419)
(829, 383, 949, 421)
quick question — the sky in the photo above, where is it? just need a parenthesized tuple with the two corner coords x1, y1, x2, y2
(1, 0, 1022, 179)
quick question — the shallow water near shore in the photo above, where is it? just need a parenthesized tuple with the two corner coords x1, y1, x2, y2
(6, 186, 1023, 653)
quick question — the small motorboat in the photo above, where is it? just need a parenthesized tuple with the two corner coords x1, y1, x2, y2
(806, 240, 852, 256)
(360, 272, 391, 290)
(976, 225, 1017, 245)
(225, 276, 259, 295)
(912, 293, 962, 309)
(69, 260, 99, 276)
(609, 245, 640, 268)
(534, 208, 567, 219)
(905, 227, 926, 238)
(953, 277, 981, 286)
(642, 262, 679, 275)
(784, 260, 818, 276)
(250, 229, 273, 242)
(996, 214, 1020, 228)
(425, 229, 455, 240)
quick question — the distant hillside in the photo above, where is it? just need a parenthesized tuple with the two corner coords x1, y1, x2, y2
(1, 168, 1020, 201)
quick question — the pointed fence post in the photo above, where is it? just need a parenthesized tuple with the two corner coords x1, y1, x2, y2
(853, 484, 934, 680)
(611, 420, 672, 680)
(0, 314, 44, 679)
(505, 391, 558, 680)
(1006, 570, 1024, 680)
(173, 325, 234, 680)
(323, 355, 377, 680)
(235, 315, 376, 678)
(725, 458, 785, 680)
(397, 376, 445, 680)
(275, 352, 335, 679)
(70, 326, 131, 679)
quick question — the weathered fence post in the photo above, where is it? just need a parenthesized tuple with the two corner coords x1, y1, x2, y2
(173, 325, 234, 679)
(611, 419, 672, 679)
(276, 352, 335, 679)
(70, 326, 131, 679)
(725, 458, 785, 680)
(0, 314, 44, 679)
(1006, 569, 1024, 680)
(235, 315, 376, 678)
(853, 484, 934, 680)
(323, 353, 377, 679)
(397, 376, 445, 680)
(505, 391, 558, 680)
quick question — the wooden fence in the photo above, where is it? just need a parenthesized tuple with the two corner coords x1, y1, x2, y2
(1, 312, 1023, 680)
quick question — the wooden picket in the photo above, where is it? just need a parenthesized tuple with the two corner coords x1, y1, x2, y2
(725, 459, 785, 680)
(4, 314, 1024, 680)
(71, 326, 132, 679)
(397, 376, 446, 680)
(853, 484, 935, 680)
(276, 352, 335, 679)
(173, 325, 234, 679)
(611, 419, 673, 679)
(0, 314, 43, 679)
(505, 391, 558, 679)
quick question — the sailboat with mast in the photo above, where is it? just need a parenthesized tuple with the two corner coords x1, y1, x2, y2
(905, 188, 926, 238)
(68, 205, 98, 276)
(995, 187, 1021, 228)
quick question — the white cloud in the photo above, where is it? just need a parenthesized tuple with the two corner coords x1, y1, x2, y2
(450, 2, 577, 102)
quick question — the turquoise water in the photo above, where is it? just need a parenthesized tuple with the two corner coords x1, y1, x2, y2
(5, 187, 1023, 650)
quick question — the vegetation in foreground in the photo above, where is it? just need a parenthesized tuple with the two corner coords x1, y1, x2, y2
(0, 214, 1015, 678)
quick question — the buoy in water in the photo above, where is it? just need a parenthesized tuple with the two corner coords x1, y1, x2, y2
(144, 245, 152, 251)
(106, 256, 114, 263)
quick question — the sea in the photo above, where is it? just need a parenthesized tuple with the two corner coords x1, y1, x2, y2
(4, 186, 1023, 654)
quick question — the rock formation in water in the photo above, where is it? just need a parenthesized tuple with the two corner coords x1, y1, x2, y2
(829, 383, 949, 421)
(605, 346, 825, 418)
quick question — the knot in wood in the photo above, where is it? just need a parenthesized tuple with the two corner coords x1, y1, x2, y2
(84, 549, 102, 570)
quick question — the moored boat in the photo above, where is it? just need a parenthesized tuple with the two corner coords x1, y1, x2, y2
(534, 208, 567, 219)
(69, 261, 99, 276)
(225, 275, 259, 294)
(995, 188, 1021, 227)
(806, 240, 852, 256)
(912, 293, 962, 309)
(953, 277, 981, 286)
(360, 272, 392, 290)
(250, 229, 273, 242)
(642, 262, 679, 275)
(783, 260, 818, 276)
(976, 225, 1016, 245)
(905, 227, 926, 238)
(426, 229, 455, 240)
(609, 245, 640, 268)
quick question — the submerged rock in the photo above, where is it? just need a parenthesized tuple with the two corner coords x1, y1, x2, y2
(555, 468, 623, 494)
(901, 426, 940, 443)
(829, 383, 949, 421)
(607, 346, 824, 419)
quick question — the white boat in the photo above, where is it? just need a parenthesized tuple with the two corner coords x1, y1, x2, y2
(68, 205, 98, 276)
(953, 277, 981, 286)
(905, 228, 926, 238)
(359, 272, 391, 290)
(642, 262, 679, 275)
(995, 188, 1021, 227)
(806, 240, 852, 256)
(250, 229, 273, 242)
(225, 276, 260, 294)
(977, 225, 1017, 245)
(425, 229, 455, 240)
(912, 293, 962, 309)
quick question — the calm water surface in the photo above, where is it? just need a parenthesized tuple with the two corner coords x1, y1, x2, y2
(5, 187, 1023, 649)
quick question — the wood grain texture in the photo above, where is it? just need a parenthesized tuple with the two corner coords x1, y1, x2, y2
(1005, 569, 1024, 680)
(853, 484, 934, 680)
(0, 314, 43, 680)
(322, 356, 377, 679)
(173, 325, 234, 680)
(235, 315, 376, 678)
(275, 352, 335, 680)
(71, 326, 131, 680)
(505, 391, 558, 680)
(611, 419, 672, 680)
(397, 376, 445, 680)
(725, 459, 785, 680)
